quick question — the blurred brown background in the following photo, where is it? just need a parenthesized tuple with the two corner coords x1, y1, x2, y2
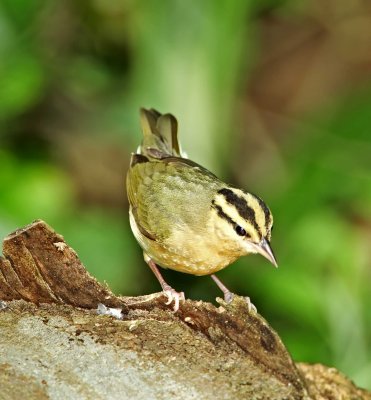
(0, 0, 370, 389)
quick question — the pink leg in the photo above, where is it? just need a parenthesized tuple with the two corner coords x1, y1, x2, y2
(211, 274, 256, 312)
(211, 274, 234, 303)
(146, 258, 185, 312)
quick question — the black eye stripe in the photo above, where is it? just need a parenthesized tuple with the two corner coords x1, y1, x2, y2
(211, 201, 235, 227)
(212, 201, 250, 238)
(217, 188, 261, 234)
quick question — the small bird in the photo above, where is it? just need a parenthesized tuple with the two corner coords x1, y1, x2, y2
(126, 108, 277, 312)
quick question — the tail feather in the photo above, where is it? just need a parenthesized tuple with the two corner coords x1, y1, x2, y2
(139, 108, 159, 137)
(138, 108, 182, 159)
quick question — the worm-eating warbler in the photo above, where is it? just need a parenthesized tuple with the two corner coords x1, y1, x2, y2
(126, 108, 277, 312)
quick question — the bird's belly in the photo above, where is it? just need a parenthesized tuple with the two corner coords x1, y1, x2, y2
(130, 209, 241, 275)
(152, 250, 230, 275)
(146, 234, 239, 276)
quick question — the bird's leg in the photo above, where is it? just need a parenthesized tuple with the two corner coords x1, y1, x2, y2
(145, 256, 185, 312)
(211, 274, 234, 302)
(211, 274, 256, 312)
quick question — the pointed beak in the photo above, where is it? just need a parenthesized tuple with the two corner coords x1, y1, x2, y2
(255, 238, 278, 268)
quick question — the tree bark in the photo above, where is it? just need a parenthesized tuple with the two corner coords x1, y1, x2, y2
(0, 220, 369, 400)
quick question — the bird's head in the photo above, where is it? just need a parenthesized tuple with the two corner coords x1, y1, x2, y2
(209, 187, 277, 267)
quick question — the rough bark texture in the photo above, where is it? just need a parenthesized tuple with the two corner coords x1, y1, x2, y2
(0, 220, 369, 400)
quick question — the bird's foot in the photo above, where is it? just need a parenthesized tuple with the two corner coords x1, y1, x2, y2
(223, 291, 257, 313)
(162, 285, 185, 312)
(223, 290, 234, 303)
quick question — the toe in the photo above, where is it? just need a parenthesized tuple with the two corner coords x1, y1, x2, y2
(172, 296, 180, 313)
(224, 291, 234, 303)
(245, 297, 257, 313)
(164, 290, 174, 305)
(162, 288, 185, 312)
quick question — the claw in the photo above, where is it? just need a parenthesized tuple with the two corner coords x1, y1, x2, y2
(164, 293, 173, 306)
(244, 296, 257, 313)
(163, 286, 185, 312)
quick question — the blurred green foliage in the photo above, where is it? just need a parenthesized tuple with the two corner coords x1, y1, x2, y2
(0, 0, 370, 390)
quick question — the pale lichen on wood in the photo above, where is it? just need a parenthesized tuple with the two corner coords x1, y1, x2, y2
(0, 220, 369, 400)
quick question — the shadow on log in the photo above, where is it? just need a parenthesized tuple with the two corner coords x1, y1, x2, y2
(0, 220, 369, 400)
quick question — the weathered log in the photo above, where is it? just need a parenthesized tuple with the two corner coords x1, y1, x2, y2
(0, 220, 369, 400)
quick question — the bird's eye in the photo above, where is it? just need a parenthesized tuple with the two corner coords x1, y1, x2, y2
(235, 225, 246, 236)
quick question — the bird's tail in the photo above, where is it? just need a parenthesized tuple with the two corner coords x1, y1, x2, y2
(137, 108, 184, 160)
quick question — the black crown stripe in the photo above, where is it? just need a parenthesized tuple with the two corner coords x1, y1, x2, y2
(217, 188, 261, 235)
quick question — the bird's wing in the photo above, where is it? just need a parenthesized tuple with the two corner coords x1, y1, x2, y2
(126, 155, 219, 242)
